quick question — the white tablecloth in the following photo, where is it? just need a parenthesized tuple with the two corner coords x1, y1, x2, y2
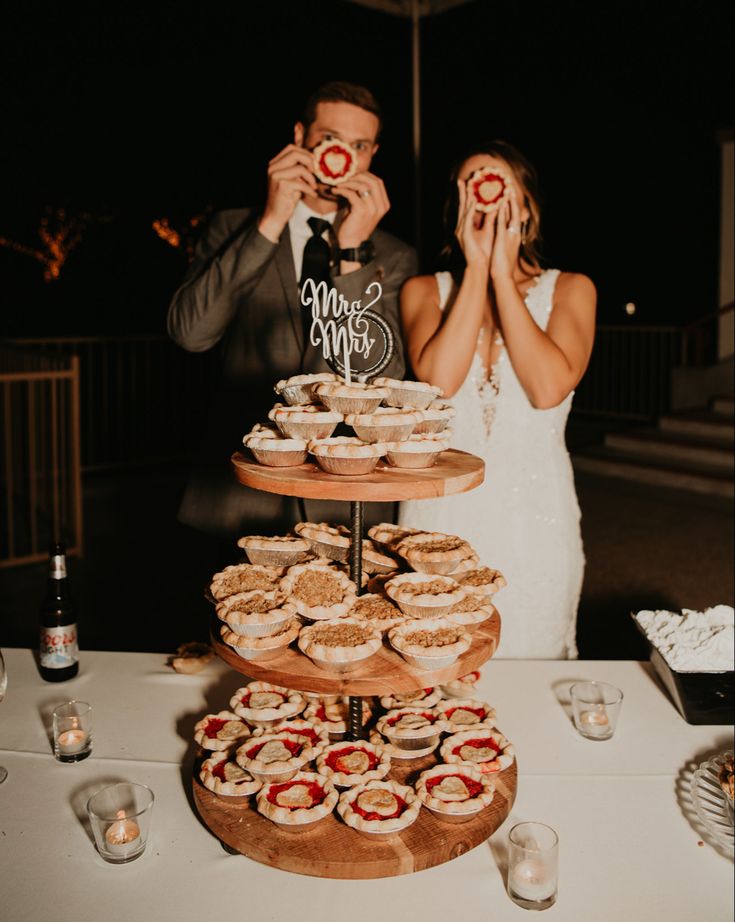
(0, 649, 732, 922)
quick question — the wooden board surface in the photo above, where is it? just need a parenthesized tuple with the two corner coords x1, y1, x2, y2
(193, 745, 517, 879)
(211, 608, 500, 695)
(231, 449, 485, 502)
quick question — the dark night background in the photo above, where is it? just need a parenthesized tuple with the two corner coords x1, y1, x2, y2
(2, 0, 733, 338)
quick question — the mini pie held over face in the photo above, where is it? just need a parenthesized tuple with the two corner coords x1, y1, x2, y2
(312, 139, 358, 186)
(467, 165, 512, 214)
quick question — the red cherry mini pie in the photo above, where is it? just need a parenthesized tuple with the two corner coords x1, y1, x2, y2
(316, 740, 391, 787)
(256, 771, 339, 829)
(199, 751, 262, 802)
(194, 711, 251, 751)
(440, 728, 515, 773)
(415, 762, 494, 821)
(337, 779, 420, 837)
(312, 139, 358, 185)
(235, 730, 319, 783)
(467, 165, 512, 214)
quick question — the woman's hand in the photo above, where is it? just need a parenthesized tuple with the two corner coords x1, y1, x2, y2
(455, 180, 495, 271)
(490, 190, 523, 281)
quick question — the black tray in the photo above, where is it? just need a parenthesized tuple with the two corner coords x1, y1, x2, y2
(633, 615, 734, 725)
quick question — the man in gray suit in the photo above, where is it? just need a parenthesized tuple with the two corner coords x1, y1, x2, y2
(167, 81, 417, 540)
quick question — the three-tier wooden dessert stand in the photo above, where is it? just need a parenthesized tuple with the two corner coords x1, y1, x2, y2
(193, 448, 517, 878)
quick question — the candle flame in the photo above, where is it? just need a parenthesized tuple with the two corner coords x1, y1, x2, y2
(115, 809, 126, 820)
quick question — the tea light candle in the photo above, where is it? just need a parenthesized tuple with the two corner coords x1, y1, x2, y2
(579, 706, 610, 736)
(57, 728, 89, 755)
(104, 810, 141, 857)
(509, 858, 556, 901)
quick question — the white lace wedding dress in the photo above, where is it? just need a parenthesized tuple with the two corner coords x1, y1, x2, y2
(399, 269, 584, 658)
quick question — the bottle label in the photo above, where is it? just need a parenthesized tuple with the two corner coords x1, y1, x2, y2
(40, 624, 78, 669)
(50, 555, 67, 579)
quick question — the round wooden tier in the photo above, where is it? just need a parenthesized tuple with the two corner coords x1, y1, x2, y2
(211, 607, 500, 696)
(193, 747, 516, 879)
(231, 448, 484, 502)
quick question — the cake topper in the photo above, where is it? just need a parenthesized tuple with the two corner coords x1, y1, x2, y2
(300, 279, 394, 382)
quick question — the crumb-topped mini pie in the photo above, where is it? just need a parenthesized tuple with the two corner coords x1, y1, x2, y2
(415, 763, 494, 823)
(385, 572, 466, 619)
(229, 682, 305, 727)
(440, 670, 482, 698)
(375, 707, 446, 752)
(281, 563, 357, 620)
(379, 687, 442, 710)
(199, 751, 262, 802)
(445, 593, 494, 633)
(236, 730, 320, 783)
(344, 407, 421, 443)
(372, 377, 444, 410)
(456, 566, 507, 597)
(215, 591, 296, 637)
(360, 539, 401, 575)
(348, 593, 405, 633)
(396, 532, 476, 575)
(257, 771, 339, 831)
(298, 618, 383, 673)
(220, 619, 300, 661)
(244, 431, 308, 467)
(294, 521, 351, 562)
(313, 381, 388, 415)
(413, 401, 456, 434)
(367, 522, 423, 550)
(316, 740, 391, 787)
(209, 563, 284, 601)
(337, 779, 420, 838)
(194, 711, 251, 751)
(384, 436, 450, 469)
(237, 535, 311, 567)
(270, 404, 343, 440)
(308, 436, 387, 475)
(312, 138, 358, 185)
(304, 697, 373, 741)
(468, 164, 512, 214)
(440, 728, 515, 773)
(274, 372, 339, 406)
(435, 698, 497, 732)
(389, 618, 472, 671)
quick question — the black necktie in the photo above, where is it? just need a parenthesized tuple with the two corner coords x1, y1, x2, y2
(299, 217, 332, 369)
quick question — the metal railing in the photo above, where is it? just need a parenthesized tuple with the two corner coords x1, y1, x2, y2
(0, 344, 83, 567)
(4, 336, 218, 471)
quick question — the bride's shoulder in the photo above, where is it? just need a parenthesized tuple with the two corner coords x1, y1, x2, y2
(400, 273, 441, 306)
(554, 271, 596, 298)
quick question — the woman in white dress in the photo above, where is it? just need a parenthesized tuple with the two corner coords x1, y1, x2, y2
(398, 141, 596, 658)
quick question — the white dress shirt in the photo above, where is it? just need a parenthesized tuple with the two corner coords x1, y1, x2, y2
(288, 200, 337, 281)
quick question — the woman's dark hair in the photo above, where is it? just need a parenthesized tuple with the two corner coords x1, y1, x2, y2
(301, 81, 383, 138)
(442, 140, 544, 283)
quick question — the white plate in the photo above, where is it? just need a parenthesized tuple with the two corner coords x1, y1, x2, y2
(689, 750, 734, 851)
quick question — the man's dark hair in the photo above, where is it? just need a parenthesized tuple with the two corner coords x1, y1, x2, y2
(301, 81, 383, 137)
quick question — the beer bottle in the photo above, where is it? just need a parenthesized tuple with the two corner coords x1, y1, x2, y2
(38, 541, 79, 682)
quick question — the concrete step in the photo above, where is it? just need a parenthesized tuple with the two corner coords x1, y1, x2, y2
(711, 395, 735, 417)
(572, 446, 734, 499)
(604, 427, 735, 469)
(658, 410, 734, 443)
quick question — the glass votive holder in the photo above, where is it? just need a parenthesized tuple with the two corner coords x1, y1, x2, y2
(53, 700, 92, 763)
(507, 821, 559, 911)
(570, 681, 623, 741)
(87, 783, 154, 864)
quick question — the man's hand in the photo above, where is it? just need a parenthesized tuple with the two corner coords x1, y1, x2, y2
(258, 145, 317, 243)
(335, 171, 389, 250)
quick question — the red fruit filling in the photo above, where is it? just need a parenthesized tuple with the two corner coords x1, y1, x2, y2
(325, 746, 379, 774)
(266, 779, 327, 809)
(444, 705, 487, 721)
(451, 736, 500, 758)
(351, 793, 407, 822)
(425, 773, 483, 799)
(278, 726, 321, 746)
(318, 144, 353, 179)
(246, 738, 303, 760)
(386, 711, 436, 727)
(471, 171, 506, 205)
(203, 718, 228, 739)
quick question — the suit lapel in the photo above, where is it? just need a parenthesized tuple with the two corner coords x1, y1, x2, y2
(274, 228, 304, 351)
